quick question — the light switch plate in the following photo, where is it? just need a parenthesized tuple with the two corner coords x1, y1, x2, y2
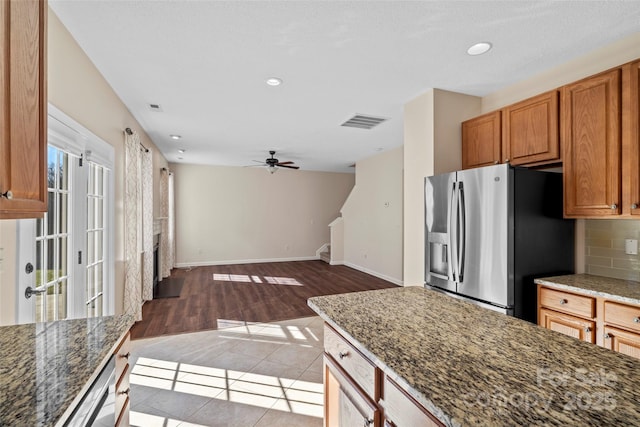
(625, 239, 638, 255)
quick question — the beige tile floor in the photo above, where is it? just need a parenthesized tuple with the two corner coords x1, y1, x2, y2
(129, 316, 325, 427)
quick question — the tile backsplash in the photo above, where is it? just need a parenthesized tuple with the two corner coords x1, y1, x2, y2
(585, 220, 640, 281)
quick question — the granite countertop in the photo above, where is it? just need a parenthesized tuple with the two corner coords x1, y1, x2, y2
(535, 274, 640, 305)
(308, 287, 640, 427)
(0, 315, 133, 426)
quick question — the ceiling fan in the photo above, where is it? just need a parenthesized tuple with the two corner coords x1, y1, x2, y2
(254, 150, 300, 174)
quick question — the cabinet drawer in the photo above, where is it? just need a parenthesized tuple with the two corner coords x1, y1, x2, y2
(115, 332, 131, 379)
(115, 363, 130, 420)
(324, 325, 377, 400)
(539, 287, 595, 318)
(382, 376, 443, 427)
(116, 397, 130, 427)
(604, 301, 640, 333)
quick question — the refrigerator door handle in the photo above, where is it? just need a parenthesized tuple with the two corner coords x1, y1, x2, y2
(458, 182, 466, 282)
(450, 181, 458, 282)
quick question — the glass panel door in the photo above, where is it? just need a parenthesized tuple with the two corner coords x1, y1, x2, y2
(86, 162, 107, 317)
(34, 146, 72, 322)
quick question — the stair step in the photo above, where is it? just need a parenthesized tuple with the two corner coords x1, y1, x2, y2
(320, 251, 331, 264)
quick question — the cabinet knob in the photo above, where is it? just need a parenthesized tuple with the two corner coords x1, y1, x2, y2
(604, 333, 611, 339)
(584, 327, 591, 333)
(634, 317, 640, 323)
(118, 388, 130, 396)
(119, 351, 130, 360)
(493, 160, 499, 165)
(363, 417, 374, 427)
(610, 204, 618, 210)
(504, 159, 509, 163)
(632, 203, 639, 210)
(1, 190, 12, 200)
(559, 299, 568, 305)
(338, 350, 349, 359)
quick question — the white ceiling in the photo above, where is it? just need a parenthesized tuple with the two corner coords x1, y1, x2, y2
(49, 1, 640, 173)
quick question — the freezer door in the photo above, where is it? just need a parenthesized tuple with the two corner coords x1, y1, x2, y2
(425, 172, 456, 292)
(456, 164, 510, 307)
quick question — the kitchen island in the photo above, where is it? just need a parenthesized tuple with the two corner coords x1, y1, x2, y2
(309, 286, 640, 426)
(0, 315, 133, 426)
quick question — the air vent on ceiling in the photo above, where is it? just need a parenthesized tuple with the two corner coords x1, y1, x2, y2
(148, 103, 163, 112)
(341, 114, 387, 130)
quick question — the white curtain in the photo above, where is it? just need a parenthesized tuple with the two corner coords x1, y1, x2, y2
(160, 169, 175, 278)
(141, 149, 154, 301)
(124, 131, 142, 321)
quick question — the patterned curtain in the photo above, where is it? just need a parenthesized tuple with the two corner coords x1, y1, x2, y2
(141, 150, 154, 301)
(160, 169, 174, 278)
(124, 131, 142, 321)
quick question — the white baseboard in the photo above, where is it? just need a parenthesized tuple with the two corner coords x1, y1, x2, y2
(342, 261, 404, 286)
(175, 255, 319, 268)
(329, 260, 344, 266)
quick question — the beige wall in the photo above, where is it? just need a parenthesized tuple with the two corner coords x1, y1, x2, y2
(403, 89, 481, 286)
(172, 163, 354, 266)
(340, 147, 403, 285)
(0, 8, 168, 324)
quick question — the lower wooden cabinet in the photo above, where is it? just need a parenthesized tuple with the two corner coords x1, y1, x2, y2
(538, 284, 640, 360)
(325, 355, 378, 427)
(539, 308, 595, 343)
(323, 324, 444, 427)
(603, 326, 640, 360)
(114, 332, 131, 426)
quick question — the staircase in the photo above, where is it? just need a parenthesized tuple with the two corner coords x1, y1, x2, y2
(320, 245, 331, 264)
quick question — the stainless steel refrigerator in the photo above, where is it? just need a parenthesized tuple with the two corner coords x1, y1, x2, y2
(424, 163, 574, 323)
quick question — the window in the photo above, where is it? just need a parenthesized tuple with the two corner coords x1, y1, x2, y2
(86, 162, 108, 317)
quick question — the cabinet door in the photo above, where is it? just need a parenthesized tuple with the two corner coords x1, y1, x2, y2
(625, 60, 640, 216)
(502, 90, 560, 166)
(461, 111, 501, 170)
(562, 68, 621, 217)
(539, 308, 595, 343)
(0, 0, 47, 219)
(325, 356, 378, 427)
(603, 326, 640, 360)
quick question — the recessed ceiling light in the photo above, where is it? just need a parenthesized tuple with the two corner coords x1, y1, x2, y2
(170, 134, 181, 140)
(178, 149, 185, 153)
(266, 77, 282, 86)
(467, 42, 492, 56)
(178, 156, 183, 160)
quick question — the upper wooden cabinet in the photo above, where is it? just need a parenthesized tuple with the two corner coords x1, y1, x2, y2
(461, 111, 501, 169)
(624, 60, 640, 217)
(562, 68, 622, 217)
(0, 0, 48, 219)
(462, 91, 561, 170)
(502, 90, 560, 166)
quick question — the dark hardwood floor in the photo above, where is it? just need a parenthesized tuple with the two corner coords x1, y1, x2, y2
(130, 260, 398, 339)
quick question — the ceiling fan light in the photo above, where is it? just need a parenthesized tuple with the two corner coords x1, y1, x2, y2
(268, 165, 278, 174)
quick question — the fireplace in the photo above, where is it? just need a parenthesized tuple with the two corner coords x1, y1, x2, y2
(152, 233, 160, 298)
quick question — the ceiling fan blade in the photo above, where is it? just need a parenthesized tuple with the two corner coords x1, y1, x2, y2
(276, 161, 294, 165)
(278, 164, 300, 169)
(252, 160, 266, 164)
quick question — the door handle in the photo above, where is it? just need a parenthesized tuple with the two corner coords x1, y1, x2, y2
(457, 182, 466, 282)
(25, 286, 46, 299)
(449, 182, 458, 282)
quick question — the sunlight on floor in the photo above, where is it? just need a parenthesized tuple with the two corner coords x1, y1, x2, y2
(130, 357, 324, 419)
(216, 321, 320, 346)
(212, 273, 304, 286)
(131, 411, 209, 427)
